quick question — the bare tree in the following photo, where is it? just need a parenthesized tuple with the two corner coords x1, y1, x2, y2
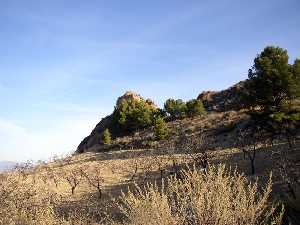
(129, 158, 139, 181)
(62, 168, 82, 195)
(236, 123, 267, 175)
(175, 130, 211, 172)
(125, 151, 144, 182)
(80, 164, 104, 199)
(151, 152, 169, 180)
(42, 165, 62, 188)
(13, 160, 35, 181)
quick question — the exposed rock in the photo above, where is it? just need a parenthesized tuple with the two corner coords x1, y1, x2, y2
(197, 81, 246, 112)
(116, 91, 157, 108)
(146, 98, 157, 108)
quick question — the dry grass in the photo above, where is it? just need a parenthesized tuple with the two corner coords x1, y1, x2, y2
(0, 139, 299, 224)
(0, 171, 60, 225)
(116, 164, 281, 225)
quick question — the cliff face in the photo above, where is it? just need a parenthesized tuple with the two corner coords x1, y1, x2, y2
(76, 91, 156, 153)
(197, 81, 246, 112)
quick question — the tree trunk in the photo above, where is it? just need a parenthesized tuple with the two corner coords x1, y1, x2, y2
(250, 158, 255, 175)
(160, 169, 164, 180)
(71, 186, 75, 195)
(97, 184, 102, 199)
(130, 164, 138, 181)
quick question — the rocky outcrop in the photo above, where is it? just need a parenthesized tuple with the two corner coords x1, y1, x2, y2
(197, 81, 246, 112)
(116, 91, 157, 108)
(76, 91, 156, 153)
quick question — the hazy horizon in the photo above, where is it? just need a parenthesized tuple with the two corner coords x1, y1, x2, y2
(1, 0, 300, 162)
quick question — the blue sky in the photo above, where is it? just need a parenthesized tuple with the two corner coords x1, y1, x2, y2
(0, 0, 299, 162)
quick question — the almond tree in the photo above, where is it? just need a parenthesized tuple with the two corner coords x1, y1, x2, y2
(42, 165, 62, 188)
(62, 168, 82, 195)
(80, 164, 104, 199)
(236, 123, 267, 175)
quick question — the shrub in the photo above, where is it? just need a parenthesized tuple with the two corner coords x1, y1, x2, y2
(164, 99, 187, 120)
(0, 172, 61, 225)
(102, 128, 112, 145)
(186, 99, 206, 117)
(0, 168, 102, 225)
(112, 99, 157, 133)
(153, 117, 169, 140)
(117, 164, 280, 225)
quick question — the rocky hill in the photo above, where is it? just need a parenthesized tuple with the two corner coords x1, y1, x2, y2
(77, 82, 246, 153)
(197, 81, 246, 112)
(77, 91, 157, 153)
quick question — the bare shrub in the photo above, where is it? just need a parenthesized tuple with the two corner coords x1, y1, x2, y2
(0, 171, 61, 225)
(117, 164, 281, 225)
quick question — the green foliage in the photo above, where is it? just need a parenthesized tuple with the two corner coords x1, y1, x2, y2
(164, 98, 205, 120)
(270, 110, 300, 130)
(245, 46, 300, 111)
(164, 98, 187, 120)
(153, 108, 168, 119)
(102, 128, 112, 145)
(112, 99, 157, 133)
(186, 99, 206, 117)
(153, 117, 169, 140)
(243, 46, 300, 140)
(292, 59, 300, 97)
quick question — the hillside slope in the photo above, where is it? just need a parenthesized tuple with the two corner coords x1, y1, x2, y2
(77, 82, 246, 153)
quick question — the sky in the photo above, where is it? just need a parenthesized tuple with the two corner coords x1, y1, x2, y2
(0, 0, 299, 162)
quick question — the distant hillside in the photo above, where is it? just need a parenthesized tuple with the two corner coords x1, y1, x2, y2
(0, 161, 17, 172)
(77, 81, 246, 153)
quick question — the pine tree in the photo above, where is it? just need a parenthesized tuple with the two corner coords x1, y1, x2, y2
(154, 117, 169, 140)
(245, 46, 300, 111)
(102, 128, 112, 145)
(186, 99, 206, 117)
(164, 99, 187, 120)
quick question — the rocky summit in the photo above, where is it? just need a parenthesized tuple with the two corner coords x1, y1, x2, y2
(116, 91, 157, 109)
(77, 91, 157, 153)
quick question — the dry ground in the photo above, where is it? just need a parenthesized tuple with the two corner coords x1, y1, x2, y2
(23, 139, 299, 222)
